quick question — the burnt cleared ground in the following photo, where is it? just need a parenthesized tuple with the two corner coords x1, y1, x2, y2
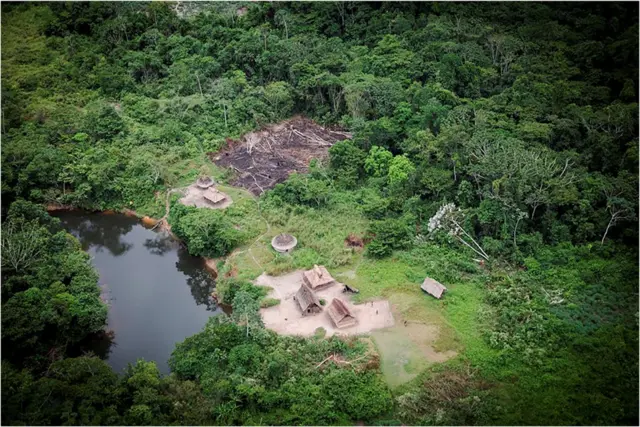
(211, 116, 351, 195)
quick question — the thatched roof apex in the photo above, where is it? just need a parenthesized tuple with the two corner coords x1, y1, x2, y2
(196, 176, 214, 189)
(303, 265, 335, 290)
(271, 233, 298, 252)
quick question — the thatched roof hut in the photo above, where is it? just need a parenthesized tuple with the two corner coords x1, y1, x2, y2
(327, 298, 357, 329)
(303, 265, 336, 290)
(196, 176, 214, 189)
(293, 283, 322, 316)
(421, 277, 447, 299)
(203, 187, 226, 204)
(271, 233, 297, 253)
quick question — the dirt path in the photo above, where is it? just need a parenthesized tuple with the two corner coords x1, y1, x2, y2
(150, 188, 183, 231)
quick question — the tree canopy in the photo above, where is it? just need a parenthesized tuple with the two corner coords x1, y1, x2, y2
(1, 2, 638, 425)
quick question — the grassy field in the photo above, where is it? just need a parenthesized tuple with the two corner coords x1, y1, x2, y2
(225, 199, 369, 279)
(220, 195, 496, 389)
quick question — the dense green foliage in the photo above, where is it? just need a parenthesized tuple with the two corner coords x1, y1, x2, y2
(2, 1, 638, 425)
(169, 203, 244, 257)
(1, 201, 108, 370)
(170, 315, 391, 425)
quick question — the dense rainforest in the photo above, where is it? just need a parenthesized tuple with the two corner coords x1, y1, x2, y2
(1, 1, 638, 425)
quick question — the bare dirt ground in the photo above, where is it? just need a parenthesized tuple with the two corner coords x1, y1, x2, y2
(255, 271, 394, 337)
(178, 184, 233, 209)
(211, 116, 351, 195)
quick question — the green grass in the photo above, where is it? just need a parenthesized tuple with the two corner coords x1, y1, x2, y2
(212, 187, 498, 389)
(227, 199, 369, 280)
(225, 200, 495, 388)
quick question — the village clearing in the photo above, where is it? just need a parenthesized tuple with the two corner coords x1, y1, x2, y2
(172, 118, 494, 390)
(178, 182, 233, 209)
(255, 269, 460, 388)
(255, 270, 394, 337)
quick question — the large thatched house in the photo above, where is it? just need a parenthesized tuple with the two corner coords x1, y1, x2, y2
(293, 283, 322, 316)
(303, 265, 336, 290)
(327, 298, 357, 329)
(421, 277, 447, 299)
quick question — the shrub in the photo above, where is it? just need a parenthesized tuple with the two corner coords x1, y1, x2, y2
(260, 298, 280, 308)
(169, 204, 242, 257)
(329, 139, 366, 188)
(366, 217, 413, 258)
(214, 278, 267, 306)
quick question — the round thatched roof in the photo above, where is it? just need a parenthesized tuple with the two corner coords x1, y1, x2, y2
(196, 176, 214, 189)
(271, 233, 297, 253)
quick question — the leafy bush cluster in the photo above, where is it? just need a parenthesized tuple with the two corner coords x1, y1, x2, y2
(1, 201, 108, 371)
(169, 203, 243, 257)
(169, 317, 392, 425)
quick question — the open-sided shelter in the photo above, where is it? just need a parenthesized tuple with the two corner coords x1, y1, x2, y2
(421, 277, 447, 299)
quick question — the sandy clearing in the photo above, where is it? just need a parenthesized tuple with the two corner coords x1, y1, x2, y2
(178, 184, 233, 209)
(255, 271, 394, 337)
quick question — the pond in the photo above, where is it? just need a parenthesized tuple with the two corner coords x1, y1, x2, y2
(54, 211, 220, 374)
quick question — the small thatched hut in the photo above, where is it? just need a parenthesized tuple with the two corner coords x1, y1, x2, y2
(421, 277, 447, 299)
(203, 187, 226, 205)
(293, 283, 322, 316)
(271, 233, 297, 253)
(327, 298, 357, 329)
(303, 265, 336, 290)
(196, 176, 214, 189)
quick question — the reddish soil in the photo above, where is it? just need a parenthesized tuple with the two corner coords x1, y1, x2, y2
(210, 116, 351, 195)
(345, 233, 364, 248)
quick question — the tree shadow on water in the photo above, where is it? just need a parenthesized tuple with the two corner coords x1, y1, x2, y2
(143, 231, 180, 256)
(58, 213, 136, 256)
(175, 248, 218, 312)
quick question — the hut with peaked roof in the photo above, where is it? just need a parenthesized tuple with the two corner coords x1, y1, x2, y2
(327, 298, 357, 329)
(303, 265, 336, 290)
(421, 277, 447, 299)
(293, 283, 322, 316)
(203, 187, 227, 205)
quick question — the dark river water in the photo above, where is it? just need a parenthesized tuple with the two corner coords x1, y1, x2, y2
(55, 212, 219, 374)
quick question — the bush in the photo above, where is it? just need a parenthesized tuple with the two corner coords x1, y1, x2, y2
(169, 204, 242, 257)
(269, 173, 330, 207)
(366, 217, 413, 258)
(329, 140, 367, 189)
(260, 297, 280, 308)
(215, 278, 267, 306)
